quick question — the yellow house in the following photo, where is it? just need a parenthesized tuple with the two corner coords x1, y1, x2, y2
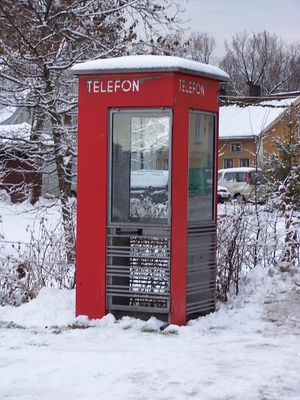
(218, 94, 300, 170)
(260, 97, 300, 166)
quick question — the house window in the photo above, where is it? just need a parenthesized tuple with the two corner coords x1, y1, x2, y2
(230, 142, 242, 152)
(224, 158, 233, 168)
(240, 158, 249, 167)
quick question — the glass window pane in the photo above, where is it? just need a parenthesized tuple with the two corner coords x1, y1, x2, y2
(236, 172, 246, 182)
(224, 172, 235, 182)
(231, 142, 242, 152)
(240, 158, 249, 167)
(224, 158, 233, 169)
(111, 110, 171, 224)
(188, 111, 215, 223)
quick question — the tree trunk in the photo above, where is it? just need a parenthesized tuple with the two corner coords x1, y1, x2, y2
(30, 108, 44, 204)
(52, 122, 75, 265)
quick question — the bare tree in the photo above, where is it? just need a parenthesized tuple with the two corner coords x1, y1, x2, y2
(141, 30, 188, 56)
(151, 31, 217, 64)
(220, 31, 300, 95)
(0, 0, 181, 264)
(187, 32, 216, 64)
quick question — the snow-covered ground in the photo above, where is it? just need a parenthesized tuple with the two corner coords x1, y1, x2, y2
(0, 201, 300, 400)
(0, 198, 62, 245)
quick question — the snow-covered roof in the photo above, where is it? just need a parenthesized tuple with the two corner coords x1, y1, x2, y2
(218, 167, 262, 173)
(219, 97, 298, 139)
(0, 105, 17, 124)
(70, 55, 229, 81)
(0, 122, 31, 142)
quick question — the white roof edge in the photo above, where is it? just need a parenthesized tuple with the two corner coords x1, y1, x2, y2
(70, 55, 230, 81)
(219, 134, 257, 140)
(0, 122, 31, 129)
(218, 167, 262, 172)
(0, 122, 31, 142)
(0, 105, 18, 124)
(260, 95, 300, 135)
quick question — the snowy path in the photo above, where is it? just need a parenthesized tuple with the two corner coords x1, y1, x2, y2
(0, 322, 299, 400)
(1, 268, 300, 400)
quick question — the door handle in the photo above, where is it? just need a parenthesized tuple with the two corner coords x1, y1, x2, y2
(115, 228, 143, 236)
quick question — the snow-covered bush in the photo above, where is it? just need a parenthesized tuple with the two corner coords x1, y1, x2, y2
(216, 201, 299, 302)
(1, 197, 298, 307)
(0, 200, 76, 306)
(264, 107, 300, 210)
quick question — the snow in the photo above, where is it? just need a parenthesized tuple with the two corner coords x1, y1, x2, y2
(70, 55, 230, 81)
(0, 201, 300, 399)
(0, 199, 61, 246)
(218, 167, 262, 172)
(0, 122, 31, 141)
(219, 98, 297, 139)
(0, 105, 16, 124)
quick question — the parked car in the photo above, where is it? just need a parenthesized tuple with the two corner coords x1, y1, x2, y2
(217, 167, 266, 201)
(218, 185, 232, 203)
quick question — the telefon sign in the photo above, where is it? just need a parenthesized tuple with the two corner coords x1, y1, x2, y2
(178, 79, 205, 96)
(87, 79, 140, 94)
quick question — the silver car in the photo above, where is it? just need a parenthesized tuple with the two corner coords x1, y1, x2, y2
(218, 167, 266, 201)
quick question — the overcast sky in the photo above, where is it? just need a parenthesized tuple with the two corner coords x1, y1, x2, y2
(181, 0, 300, 57)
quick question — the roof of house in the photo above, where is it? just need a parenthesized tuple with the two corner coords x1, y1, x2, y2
(0, 122, 31, 142)
(0, 105, 17, 124)
(219, 96, 300, 140)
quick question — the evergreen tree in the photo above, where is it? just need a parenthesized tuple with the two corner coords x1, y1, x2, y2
(265, 106, 300, 208)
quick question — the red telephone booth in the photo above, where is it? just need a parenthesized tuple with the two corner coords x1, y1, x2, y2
(71, 55, 228, 325)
